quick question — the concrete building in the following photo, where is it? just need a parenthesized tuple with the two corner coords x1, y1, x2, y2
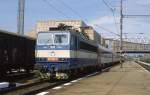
(26, 20, 87, 38)
(25, 28, 36, 38)
(36, 20, 87, 32)
(82, 26, 101, 44)
(26, 20, 101, 44)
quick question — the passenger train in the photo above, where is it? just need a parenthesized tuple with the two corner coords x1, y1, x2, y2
(36, 25, 120, 79)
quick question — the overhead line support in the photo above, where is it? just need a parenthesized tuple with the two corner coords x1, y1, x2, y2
(120, 0, 123, 68)
(17, 0, 25, 35)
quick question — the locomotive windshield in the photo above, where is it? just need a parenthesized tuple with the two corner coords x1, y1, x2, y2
(37, 33, 53, 45)
(37, 32, 69, 45)
(54, 34, 68, 45)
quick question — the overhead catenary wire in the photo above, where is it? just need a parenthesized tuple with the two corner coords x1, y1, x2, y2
(58, 0, 88, 23)
(42, 0, 69, 18)
(42, 0, 119, 36)
(59, 0, 118, 34)
(94, 24, 120, 36)
(102, 0, 114, 11)
(102, 0, 120, 33)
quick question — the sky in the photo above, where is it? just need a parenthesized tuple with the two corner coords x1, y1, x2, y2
(0, 0, 150, 43)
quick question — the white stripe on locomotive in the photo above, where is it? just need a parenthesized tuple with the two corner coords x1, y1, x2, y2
(36, 50, 97, 59)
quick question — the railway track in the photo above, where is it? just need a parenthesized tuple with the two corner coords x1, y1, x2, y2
(0, 72, 35, 82)
(1, 75, 91, 95)
(136, 61, 150, 72)
(0, 73, 86, 95)
(1, 80, 68, 95)
(0, 64, 117, 95)
(0, 79, 46, 95)
(0, 71, 100, 95)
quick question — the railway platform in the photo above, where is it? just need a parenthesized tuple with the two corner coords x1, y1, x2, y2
(44, 61, 150, 95)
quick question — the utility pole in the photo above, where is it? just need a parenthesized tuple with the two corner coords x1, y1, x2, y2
(120, 0, 123, 68)
(17, 0, 25, 35)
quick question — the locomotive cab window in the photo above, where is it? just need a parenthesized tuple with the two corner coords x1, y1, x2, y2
(37, 32, 69, 45)
(37, 33, 53, 45)
(54, 33, 69, 45)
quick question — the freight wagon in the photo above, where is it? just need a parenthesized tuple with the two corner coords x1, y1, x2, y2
(0, 30, 35, 77)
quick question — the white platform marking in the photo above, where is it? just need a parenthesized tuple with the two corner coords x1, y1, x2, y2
(71, 80, 78, 83)
(86, 72, 99, 77)
(77, 78, 83, 80)
(63, 83, 72, 86)
(36, 92, 49, 95)
(52, 71, 102, 90)
(52, 86, 62, 90)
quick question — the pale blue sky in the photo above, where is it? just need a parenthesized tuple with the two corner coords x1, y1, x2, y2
(0, 0, 150, 43)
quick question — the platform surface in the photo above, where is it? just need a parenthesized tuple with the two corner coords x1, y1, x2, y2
(47, 61, 150, 95)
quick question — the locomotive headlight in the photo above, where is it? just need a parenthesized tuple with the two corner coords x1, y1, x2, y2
(50, 51, 55, 56)
(47, 58, 58, 61)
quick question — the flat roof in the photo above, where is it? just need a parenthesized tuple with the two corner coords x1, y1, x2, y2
(0, 29, 35, 40)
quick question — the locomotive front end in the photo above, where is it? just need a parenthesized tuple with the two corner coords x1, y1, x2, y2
(36, 31, 70, 79)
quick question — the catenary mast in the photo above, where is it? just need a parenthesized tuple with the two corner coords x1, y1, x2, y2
(17, 0, 25, 35)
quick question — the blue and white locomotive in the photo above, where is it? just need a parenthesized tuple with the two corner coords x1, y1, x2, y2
(36, 25, 120, 79)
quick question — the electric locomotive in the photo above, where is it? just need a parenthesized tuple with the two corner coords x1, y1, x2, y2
(36, 24, 99, 79)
